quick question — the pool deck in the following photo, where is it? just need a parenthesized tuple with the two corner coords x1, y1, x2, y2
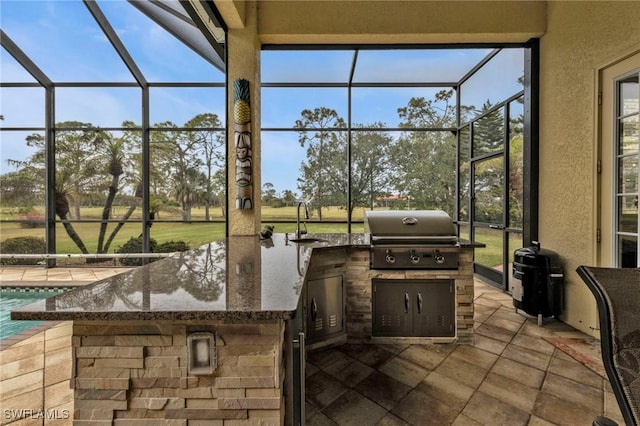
(0, 267, 131, 288)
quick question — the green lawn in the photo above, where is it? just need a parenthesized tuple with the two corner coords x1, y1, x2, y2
(1, 205, 511, 270)
(473, 227, 523, 270)
(0, 204, 366, 255)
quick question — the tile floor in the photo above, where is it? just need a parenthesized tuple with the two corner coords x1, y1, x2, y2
(0, 268, 625, 425)
(0, 266, 129, 287)
(304, 280, 624, 426)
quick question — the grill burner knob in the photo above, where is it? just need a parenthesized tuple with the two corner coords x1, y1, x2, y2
(385, 250, 396, 265)
(410, 250, 420, 264)
(434, 250, 446, 264)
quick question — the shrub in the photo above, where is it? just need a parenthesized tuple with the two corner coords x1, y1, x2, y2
(115, 238, 189, 266)
(17, 209, 46, 229)
(115, 237, 158, 267)
(156, 240, 190, 253)
(0, 236, 46, 265)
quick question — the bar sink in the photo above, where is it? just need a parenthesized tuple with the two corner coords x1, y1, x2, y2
(289, 237, 327, 243)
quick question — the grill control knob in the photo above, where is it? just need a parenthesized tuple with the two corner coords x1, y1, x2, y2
(434, 250, 446, 264)
(385, 250, 396, 265)
(410, 250, 420, 264)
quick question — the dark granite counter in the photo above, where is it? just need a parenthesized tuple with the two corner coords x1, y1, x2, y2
(11, 233, 481, 322)
(11, 233, 369, 322)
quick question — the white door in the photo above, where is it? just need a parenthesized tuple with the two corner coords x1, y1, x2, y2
(599, 51, 640, 267)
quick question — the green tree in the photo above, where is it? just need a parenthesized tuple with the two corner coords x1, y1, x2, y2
(184, 113, 225, 221)
(472, 103, 505, 223)
(151, 122, 201, 221)
(390, 90, 458, 215)
(295, 107, 346, 220)
(473, 102, 504, 155)
(7, 122, 141, 256)
(210, 169, 226, 216)
(322, 123, 393, 215)
(262, 182, 277, 206)
(0, 168, 44, 209)
(149, 123, 178, 205)
(509, 134, 524, 228)
(20, 122, 105, 220)
(281, 189, 297, 207)
(350, 124, 393, 212)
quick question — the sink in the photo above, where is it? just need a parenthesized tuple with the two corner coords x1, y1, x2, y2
(289, 237, 327, 243)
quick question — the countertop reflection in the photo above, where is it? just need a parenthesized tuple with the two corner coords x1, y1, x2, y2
(11, 233, 369, 321)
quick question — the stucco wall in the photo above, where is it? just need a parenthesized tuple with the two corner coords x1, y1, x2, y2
(256, 0, 546, 44)
(539, 1, 640, 335)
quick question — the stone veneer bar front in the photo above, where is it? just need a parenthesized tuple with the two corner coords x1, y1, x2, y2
(12, 233, 479, 424)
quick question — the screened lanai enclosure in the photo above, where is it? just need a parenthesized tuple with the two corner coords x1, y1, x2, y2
(0, 0, 538, 290)
(1, 0, 228, 265)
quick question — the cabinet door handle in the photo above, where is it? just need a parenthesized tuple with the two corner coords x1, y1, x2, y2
(417, 292, 423, 314)
(404, 293, 410, 313)
(311, 298, 318, 321)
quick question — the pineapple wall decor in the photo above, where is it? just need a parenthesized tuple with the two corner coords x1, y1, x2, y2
(234, 78, 253, 210)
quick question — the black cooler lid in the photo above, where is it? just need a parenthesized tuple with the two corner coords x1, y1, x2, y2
(514, 241, 563, 272)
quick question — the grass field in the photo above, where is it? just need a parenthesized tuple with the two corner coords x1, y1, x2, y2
(0, 206, 368, 254)
(1, 205, 511, 270)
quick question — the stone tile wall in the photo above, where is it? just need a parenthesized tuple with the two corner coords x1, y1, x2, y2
(71, 320, 284, 425)
(346, 247, 475, 344)
(0, 322, 74, 425)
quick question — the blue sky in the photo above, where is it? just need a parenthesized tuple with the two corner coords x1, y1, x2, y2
(1, 0, 525, 197)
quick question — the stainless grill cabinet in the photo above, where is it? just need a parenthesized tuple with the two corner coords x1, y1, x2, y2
(372, 279, 454, 337)
(365, 210, 460, 338)
(305, 275, 344, 344)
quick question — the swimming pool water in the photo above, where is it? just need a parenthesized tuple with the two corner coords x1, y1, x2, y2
(0, 289, 66, 340)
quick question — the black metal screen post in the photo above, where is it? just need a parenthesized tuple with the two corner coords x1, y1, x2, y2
(346, 50, 357, 233)
(523, 39, 540, 247)
(141, 86, 151, 259)
(45, 87, 56, 267)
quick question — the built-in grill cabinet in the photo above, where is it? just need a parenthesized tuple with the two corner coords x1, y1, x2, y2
(366, 210, 460, 339)
(305, 275, 344, 344)
(372, 278, 454, 337)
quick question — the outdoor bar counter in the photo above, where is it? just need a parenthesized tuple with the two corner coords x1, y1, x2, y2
(12, 233, 478, 424)
(12, 234, 367, 322)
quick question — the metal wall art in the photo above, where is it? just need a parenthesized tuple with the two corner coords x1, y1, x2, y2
(234, 78, 253, 210)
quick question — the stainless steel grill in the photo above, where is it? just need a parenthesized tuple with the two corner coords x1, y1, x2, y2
(365, 210, 459, 269)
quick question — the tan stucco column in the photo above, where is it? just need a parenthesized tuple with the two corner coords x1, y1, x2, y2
(226, 1, 261, 235)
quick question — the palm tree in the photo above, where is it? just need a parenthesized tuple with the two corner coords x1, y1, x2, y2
(54, 179, 89, 254)
(96, 137, 125, 254)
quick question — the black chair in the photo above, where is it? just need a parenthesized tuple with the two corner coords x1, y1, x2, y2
(576, 266, 640, 426)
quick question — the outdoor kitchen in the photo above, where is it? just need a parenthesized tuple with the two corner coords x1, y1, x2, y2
(11, 210, 482, 424)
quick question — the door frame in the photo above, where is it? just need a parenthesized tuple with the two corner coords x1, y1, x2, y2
(457, 40, 539, 292)
(596, 49, 640, 267)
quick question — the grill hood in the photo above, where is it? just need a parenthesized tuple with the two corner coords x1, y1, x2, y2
(365, 210, 457, 245)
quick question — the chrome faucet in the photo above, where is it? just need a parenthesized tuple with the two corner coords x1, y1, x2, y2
(296, 201, 309, 240)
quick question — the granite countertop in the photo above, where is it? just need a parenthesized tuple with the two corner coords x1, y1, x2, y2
(12, 233, 480, 322)
(11, 233, 369, 322)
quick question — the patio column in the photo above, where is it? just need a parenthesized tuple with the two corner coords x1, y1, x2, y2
(226, 1, 261, 235)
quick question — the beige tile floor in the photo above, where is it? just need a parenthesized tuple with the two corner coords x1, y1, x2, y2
(0, 268, 624, 425)
(0, 266, 130, 287)
(305, 280, 624, 426)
